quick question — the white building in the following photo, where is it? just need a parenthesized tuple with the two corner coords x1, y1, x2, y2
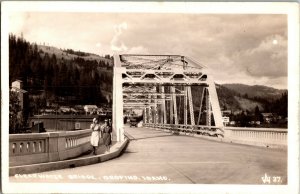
(83, 105, 98, 114)
(11, 80, 28, 110)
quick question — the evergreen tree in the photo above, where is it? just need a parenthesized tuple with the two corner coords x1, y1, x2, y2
(9, 91, 23, 134)
(254, 106, 260, 116)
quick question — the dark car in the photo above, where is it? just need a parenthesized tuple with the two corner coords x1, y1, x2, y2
(129, 118, 138, 127)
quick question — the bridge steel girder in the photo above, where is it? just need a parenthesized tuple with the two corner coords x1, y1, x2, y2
(197, 87, 205, 125)
(161, 86, 167, 124)
(170, 88, 174, 125)
(207, 76, 223, 127)
(146, 107, 150, 123)
(143, 108, 147, 124)
(184, 87, 188, 126)
(171, 86, 178, 125)
(153, 86, 158, 125)
(187, 86, 195, 126)
(205, 88, 211, 126)
(113, 54, 224, 142)
(148, 95, 153, 124)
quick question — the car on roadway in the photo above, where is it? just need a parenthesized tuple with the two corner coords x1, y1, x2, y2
(129, 118, 138, 127)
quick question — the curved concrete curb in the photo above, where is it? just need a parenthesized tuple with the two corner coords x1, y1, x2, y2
(9, 138, 129, 176)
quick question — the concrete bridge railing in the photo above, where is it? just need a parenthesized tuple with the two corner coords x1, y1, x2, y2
(144, 123, 224, 137)
(143, 123, 287, 148)
(223, 127, 287, 148)
(9, 129, 91, 166)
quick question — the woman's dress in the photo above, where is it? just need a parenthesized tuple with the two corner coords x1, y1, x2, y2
(103, 126, 112, 146)
(90, 124, 100, 146)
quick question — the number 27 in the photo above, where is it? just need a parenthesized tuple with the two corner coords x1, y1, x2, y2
(273, 176, 281, 183)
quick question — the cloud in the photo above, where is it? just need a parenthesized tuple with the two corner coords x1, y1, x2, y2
(127, 46, 149, 54)
(233, 34, 287, 78)
(103, 14, 287, 88)
(9, 12, 31, 37)
(110, 22, 128, 52)
(8, 13, 287, 89)
(109, 21, 150, 55)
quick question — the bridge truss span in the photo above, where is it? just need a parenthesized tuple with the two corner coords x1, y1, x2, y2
(113, 54, 224, 141)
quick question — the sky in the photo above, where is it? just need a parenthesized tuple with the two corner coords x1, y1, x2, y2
(9, 12, 287, 89)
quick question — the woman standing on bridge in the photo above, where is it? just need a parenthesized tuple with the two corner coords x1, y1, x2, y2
(90, 117, 101, 155)
(103, 119, 112, 153)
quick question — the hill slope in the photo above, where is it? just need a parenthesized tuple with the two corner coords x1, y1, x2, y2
(38, 44, 114, 102)
(191, 85, 264, 113)
(222, 83, 286, 100)
(215, 84, 264, 112)
(38, 45, 113, 66)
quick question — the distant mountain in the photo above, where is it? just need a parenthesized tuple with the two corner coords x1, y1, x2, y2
(215, 84, 264, 113)
(222, 83, 286, 100)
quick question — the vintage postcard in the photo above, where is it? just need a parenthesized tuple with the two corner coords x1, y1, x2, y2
(1, 1, 299, 194)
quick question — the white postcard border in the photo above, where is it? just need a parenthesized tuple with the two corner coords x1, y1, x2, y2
(1, 2, 299, 194)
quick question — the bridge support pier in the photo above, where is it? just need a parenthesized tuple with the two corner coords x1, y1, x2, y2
(112, 60, 124, 142)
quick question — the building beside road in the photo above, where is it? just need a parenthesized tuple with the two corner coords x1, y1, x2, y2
(83, 105, 98, 115)
(11, 80, 28, 111)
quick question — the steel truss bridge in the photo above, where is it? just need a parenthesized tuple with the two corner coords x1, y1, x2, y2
(112, 54, 223, 141)
(8, 54, 287, 186)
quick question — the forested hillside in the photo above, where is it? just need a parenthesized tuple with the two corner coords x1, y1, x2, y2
(220, 84, 287, 117)
(9, 34, 113, 112)
(222, 83, 286, 100)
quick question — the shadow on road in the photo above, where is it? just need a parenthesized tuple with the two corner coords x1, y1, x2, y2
(129, 134, 174, 141)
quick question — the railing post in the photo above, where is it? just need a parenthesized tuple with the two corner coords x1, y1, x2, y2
(48, 132, 60, 162)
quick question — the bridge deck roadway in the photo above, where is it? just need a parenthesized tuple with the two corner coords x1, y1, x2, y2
(10, 126, 287, 184)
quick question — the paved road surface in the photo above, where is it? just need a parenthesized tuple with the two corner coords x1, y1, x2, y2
(10, 127, 287, 184)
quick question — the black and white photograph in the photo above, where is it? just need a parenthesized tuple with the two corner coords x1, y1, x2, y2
(1, 1, 299, 194)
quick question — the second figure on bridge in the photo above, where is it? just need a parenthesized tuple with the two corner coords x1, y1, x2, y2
(103, 119, 112, 153)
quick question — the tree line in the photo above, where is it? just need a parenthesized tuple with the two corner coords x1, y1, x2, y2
(9, 34, 113, 115)
(244, 92, 288, 118)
